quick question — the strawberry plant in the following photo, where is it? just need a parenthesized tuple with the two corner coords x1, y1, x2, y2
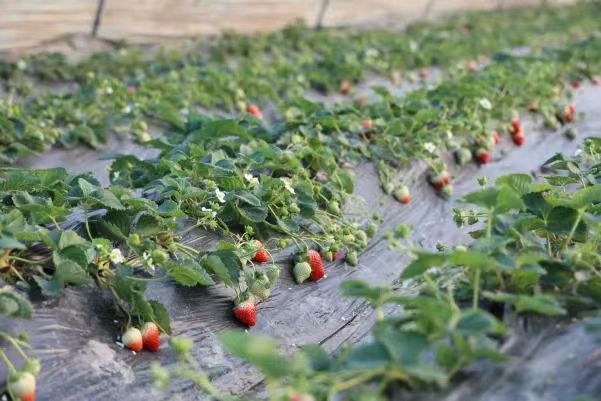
(0, 3, 599, 162)
(0, 4, 600, 399)
(203, 137, 601, 400)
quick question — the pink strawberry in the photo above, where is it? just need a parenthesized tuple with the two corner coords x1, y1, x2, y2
(467, 60, 478, 73)
(528, 100, 538, 113)
(393, 185, 411, 204)
(418, 68, 428, 78)
(511, 118, 521, 135)
(512, 130, 525, 146)
(307, 250, 325, 282)
(290, 393, 316, 401)
(247, 104, 263, 119)
(442, 171, 451, 186)
(564, 103, 576, 123)
(234, 301, 257, 327)
(252, 241, 269, 263)
(592, 76, 601, 85)
(8, 372, 36, 401)
(492, 131, 500, 144)
(475, 148, 490, 165)
(142, 322, 160, 352)
(122, 327, 143, 352)
(360, 119, 373, 129)
(340, 80, 351, 95)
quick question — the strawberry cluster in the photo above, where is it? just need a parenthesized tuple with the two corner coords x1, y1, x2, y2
(122, 322, 161, 353)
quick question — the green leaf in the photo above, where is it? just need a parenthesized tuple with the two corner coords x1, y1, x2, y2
(345, 342, 391, 370)
(220, 331, 290, 378)
(0, 287, 33, 319)
(203, 250, 241, 286)
(377, 328, 429, 365)
(448, 250, 495, 269)
(401, 252, 447, 279)
(113, 277, 154, 320)
(78, 178, 97, 197)
(496, 173, 533, 195)
(52, 250, 92, 286)
(234, 200, 268, 223)
(95, 210, 131, 240)
(460, 187, 499, 209)
(58, 230, 87, 249)
(149, 300, 172, 335)
(331, 169, 355, 194)
(166, 259, 214, 287)
(571, 185, 601, 210)
(135, 213, 163, 236)
(456, 310, 498, 334)
(93, 189, 125, 210)
(483, 291, 566, 316)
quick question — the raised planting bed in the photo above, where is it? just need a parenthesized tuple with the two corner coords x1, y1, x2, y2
(1, 3, 601, 401)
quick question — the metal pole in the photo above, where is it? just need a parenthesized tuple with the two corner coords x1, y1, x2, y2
(315, 0, 331, 29)
(91, 0, 107, 37)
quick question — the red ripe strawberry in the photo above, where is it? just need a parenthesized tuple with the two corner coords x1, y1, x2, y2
(475, 148, 490, 165)
(563, 104, 576, 123)
(360, 119, 373, 129)
(492, 131, 500, 144)
(142, 322, 160, 352)
(122, 327, 143, 352)
(247, 104, 263, 119)
(233, 301, 256, 327)
(441, 171, 451, 186)
(8, 372, 36, 401)
(511, 118, 521, 135)
(512, 130, 525, 146)
(252, 241, 269, 264)
(430, 171, 450, 190)
(332, 251, 338, 260)
(307, 250, 325, 282)
(418, 68, 428, 78)
(571, 81, 581, 89)
(340, 80, 351, 95)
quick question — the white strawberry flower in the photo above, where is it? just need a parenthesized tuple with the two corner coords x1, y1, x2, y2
(201, 206, 217, 218)
(215, 188, 226, 203)
(479, 98, 492, 110)
(105, 86, 114, 95)
(16, 60, 27, 70)
(423, 142, 437, 154)
(109, 248, 125, 264)
(244, 173, 259, 185)
(280, 178, 295, 194)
